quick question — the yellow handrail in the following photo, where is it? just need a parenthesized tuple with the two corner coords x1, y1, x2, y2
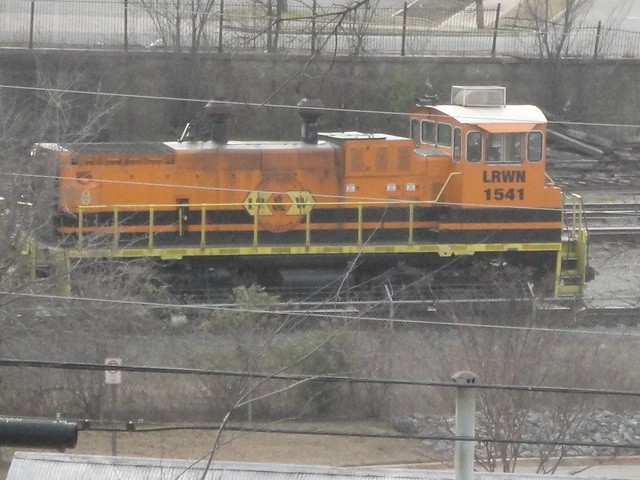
(200, 205, 206, 249)
(357, 203, 363, 246)
(565, 193, 587, 239)
(74, 190, 570, 252)
(75, 197, 453, 251)
(112, 207, 119, 250)
(78, 209, 84, 248)
(408, 202, 415, 245)
(148, 207, 155, 249)
(434, 172, 461, 202)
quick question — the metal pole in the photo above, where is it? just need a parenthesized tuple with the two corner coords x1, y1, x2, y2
(384, 285, 394, 419)
(29, 1, 35, 49)
(491, 3, 500, 57)
(124, 0, 129, 51)
(401, 2, 407, 56)
(311, 0, 317, 54)
(218, 0, 224, 53)
(266, 0, 273, 52)
(452, 371, 476, 480)
(593, 20, 601, 59)
(110, 384, 117, 455)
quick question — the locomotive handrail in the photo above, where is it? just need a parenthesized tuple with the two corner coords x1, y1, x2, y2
(77, 199, 439, 251)
(77, 199, 440, 210)
(433, 172, 461, 202)
(555, 193, 589, 297)
(544, 173, 556, 185)
(565, 193, 587, 238)
(74, 190, 556, 252)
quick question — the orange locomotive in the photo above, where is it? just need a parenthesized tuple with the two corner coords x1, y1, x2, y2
(32, 86, 577, 294)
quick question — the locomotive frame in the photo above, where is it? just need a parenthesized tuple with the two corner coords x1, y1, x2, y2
(28, 86, 589, 298)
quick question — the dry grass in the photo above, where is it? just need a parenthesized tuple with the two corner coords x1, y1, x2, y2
(0, 421, 436, 479)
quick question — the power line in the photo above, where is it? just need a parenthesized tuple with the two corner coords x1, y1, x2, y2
(0, 171, 567, 211)
(3, 289, 640, 339)
(1, 82, 639, 130)
(72, 420, 640, 450)
(1, 357, 640, 398)
(0, 290, 640, 339)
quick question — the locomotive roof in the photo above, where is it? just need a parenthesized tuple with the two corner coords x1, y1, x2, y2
(55, 142, 175, 154)
(318, 132, 407, 141)
(38, 140, 340, 154)
(429, 104, 546, 125)
(167, 140, 341, 151)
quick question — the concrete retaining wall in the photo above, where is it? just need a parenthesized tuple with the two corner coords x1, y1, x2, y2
(2, 50, 638, 143)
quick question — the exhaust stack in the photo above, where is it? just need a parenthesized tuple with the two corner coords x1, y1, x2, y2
(205, 100, 232, 145)
(297, 98, 324, 145)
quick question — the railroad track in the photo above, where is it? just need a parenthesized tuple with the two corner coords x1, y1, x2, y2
(583, 202, 640, 220)
(162, 297, 640, 326)
(570, 202, 640, 238)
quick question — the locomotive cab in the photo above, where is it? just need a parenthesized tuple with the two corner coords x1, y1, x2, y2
(410, 86, 563, 242)
(411, 86, 561, 206)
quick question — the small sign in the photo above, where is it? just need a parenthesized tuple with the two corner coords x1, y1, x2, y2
(105, 358, 122, 385)
(80, 189, 91, 205)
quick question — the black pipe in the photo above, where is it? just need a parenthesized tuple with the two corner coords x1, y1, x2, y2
(0, 417, 78, 449)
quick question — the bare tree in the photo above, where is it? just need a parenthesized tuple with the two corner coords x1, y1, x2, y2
(521, 0, 594, 60)
(340, 0, 377, 56)
(33, 68, 121, 144)
(414, 305, 630, 473)
(139, 0, 218, 54)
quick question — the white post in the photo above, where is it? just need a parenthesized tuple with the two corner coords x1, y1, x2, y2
(452, 371, 477, 480)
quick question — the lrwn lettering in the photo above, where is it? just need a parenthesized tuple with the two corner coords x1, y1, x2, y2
(482, 170, 526, 183)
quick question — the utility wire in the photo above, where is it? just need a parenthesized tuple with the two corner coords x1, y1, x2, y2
(69, 421, 640, 450)
(2, 357, 640, 398)
(3, 289, 640, 339)
(0, 171, 568, 212)
(1, 83, 639, 130)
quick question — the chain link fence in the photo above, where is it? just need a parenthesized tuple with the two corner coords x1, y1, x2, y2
(1, 0, 639, 58)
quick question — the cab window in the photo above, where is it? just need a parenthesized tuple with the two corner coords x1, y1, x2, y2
(410, 119, 420, 145)
(453, 128, 461, 161)
(487, 133, 522, 164)
(528, 131, 543, 162)
(421, 121, 437, 144)
(437, 123, 452, 147)
(466, 131, 482, 162)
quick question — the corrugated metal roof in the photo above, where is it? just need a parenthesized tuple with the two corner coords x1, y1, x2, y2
(7, 452, 636, 480)
(7, 453, 441, 480)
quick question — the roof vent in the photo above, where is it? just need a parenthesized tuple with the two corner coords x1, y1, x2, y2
(451, 86, 506, 107)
